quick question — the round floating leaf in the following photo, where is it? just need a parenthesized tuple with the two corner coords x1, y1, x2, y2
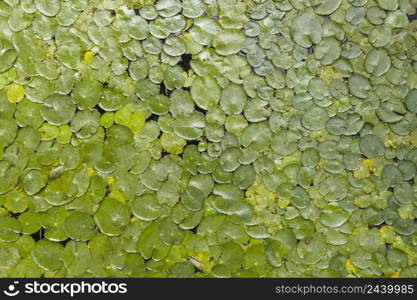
(0, 216, 21, 242)
(16, 127, 41, 151)
(169, 261, 195, 278)
(94, 198, 130, 236)
(159, 217, 184, 246)
(387, 248, 408, 271)
(313, 0, 342, 15)
(302, 148, 320, 168)
(398, 161, 416, 181)
(369, 27, 392, 48)
(0, 0, 415, 279)
(382, 165, 403, 186)
(301, 106, 329, 130)
(393, 218, 415, 236)
(182, 0, 205, 18)
(318, 174, 349, 202)
(3, 190, 28, 213)
(93, 8, 114, 27)
(62, 241, 91, 276)
(127, 16, 149, 40)
(314, 38, 341, 65)
(190, 16, 221, 46)
(41, 94, 76, 126)
(0, 118, 18, 147)
(405, 89, 417, 113)
(378, 0, 399, 11)
(15, 99, 43, 128)
(212, 29, 245, 56)
(7, 83, 25, 103)
(72, 78, 103, 110)
(271, 131, 299, 155)
(291, 12, 322, 48)
(138, 222, 170, 261)
(8, 8, 34, 31)
(308, 78, 329, 100)
(0, 49, 17, 73)
(146, 94, 170, 115)
(31, 239, 63, 271)
(70, 110, 100, 138)
(64, 212, 96, 241)
(348, 74, 371, 99)
(359, 135, 385, 158)
(18, 212, 41, 235)
(36, 0, 61, 17)
(131, 193, 161, 221)
(394, 182, 414, 205)
(191, 76, 221, 110)
(220, 84, 247, 115)
(129, 59, 149, 81)
(163, 36, 186, 57)
(161, 132, 186, 155)
(364, 49, 391, 77)
(0, 245, 20, 270)
(297, 235, 327, 265)
(0, 162, 20, 194)
(319, 204, 350, 228)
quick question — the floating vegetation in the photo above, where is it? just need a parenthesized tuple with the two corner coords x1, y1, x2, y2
(0, 0, 416, 278)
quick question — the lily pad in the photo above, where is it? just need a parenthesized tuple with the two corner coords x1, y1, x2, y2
(64, 212, 96, 241)
(191, 76, 221, 110)
(291, 12, 322, 48)
(131, 193, 161, 221)
(31, 240, 63, 271)
(359, 135, 385, 158)
(36, 0, 61, 17)
(94, 198, 130, 236)
(41, 94, 76, 126)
